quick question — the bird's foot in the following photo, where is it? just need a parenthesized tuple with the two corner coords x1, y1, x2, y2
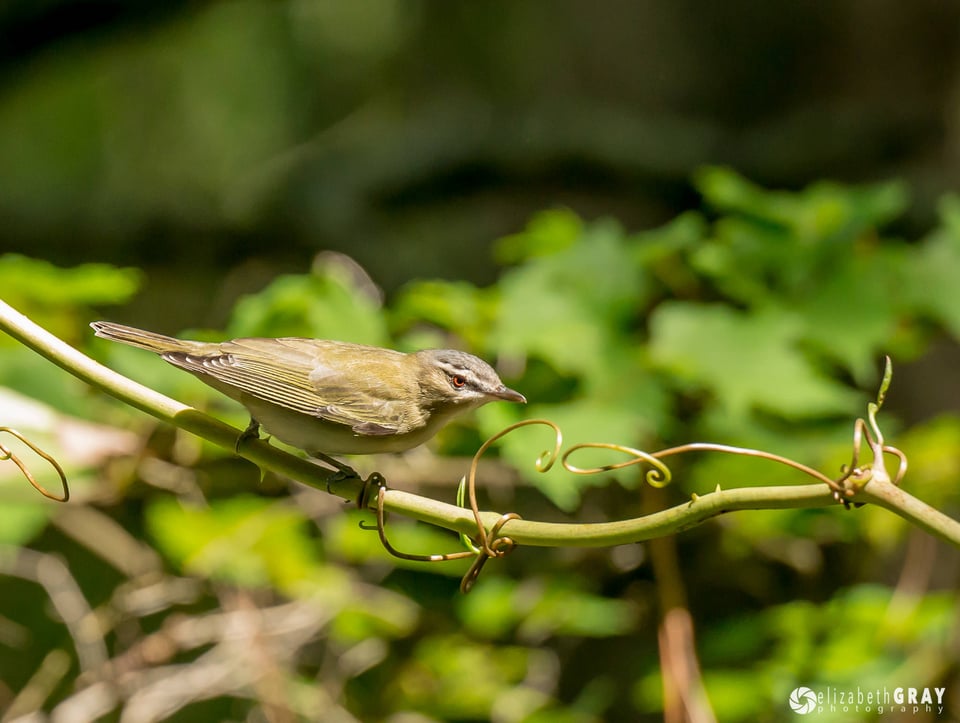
(314, 452, 357, 476)
(316, 452, 364, 498)
(312, 453, 383, 510)
(235, 418, 262, 453)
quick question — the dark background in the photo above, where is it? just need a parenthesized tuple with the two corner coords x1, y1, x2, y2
(3, 0, 960, 323)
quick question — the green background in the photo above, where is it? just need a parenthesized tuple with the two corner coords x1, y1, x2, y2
(1, 3, 959, 721)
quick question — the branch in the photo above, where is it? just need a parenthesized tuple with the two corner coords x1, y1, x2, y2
(0, 299, 349, 497)
(858, 472, 960, 546)
(1, 298, 958, 556)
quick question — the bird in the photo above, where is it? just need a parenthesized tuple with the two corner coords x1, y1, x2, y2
(90, 321, 526, 464)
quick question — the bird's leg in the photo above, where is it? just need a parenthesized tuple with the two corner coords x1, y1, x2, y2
(313, 452, 357, 476)
(235, 418, 262, 453)
(313, 451, 365, 500)
(309, 453, 382, 510)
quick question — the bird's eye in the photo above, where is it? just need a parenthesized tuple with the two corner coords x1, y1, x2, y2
(451, 374, 467, 388)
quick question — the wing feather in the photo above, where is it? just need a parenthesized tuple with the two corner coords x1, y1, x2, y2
(161, 337, 413, 435)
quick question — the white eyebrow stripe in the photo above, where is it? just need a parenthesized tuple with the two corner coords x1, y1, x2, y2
(436, 361, 472, 376)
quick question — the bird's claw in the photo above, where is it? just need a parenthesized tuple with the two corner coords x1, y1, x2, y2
(315, 452, 363, 499)
(324, 466, 359, 494)
(235, 418, 262, 453)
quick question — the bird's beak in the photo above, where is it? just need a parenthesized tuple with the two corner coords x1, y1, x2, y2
(491, 386, 526, 403)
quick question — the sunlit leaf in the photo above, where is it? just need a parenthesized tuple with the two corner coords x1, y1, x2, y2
(517, 578, 638, 639)
(0, 255, 141, 342)
(145, 495, 322, 593)
(648, 302, 860, 420)
(703, 670, 771, 722)
(494, 208, 583, 263)
(0, 500, 51, 546)
(323, 508, 469, 577)
(695, 166, 907, 242)
(790, 250, 905, 383)
(458, 576, 637, 640)
(390, 279, 497, 350)
(0, 255, 141, 307)
(477, 400, 655, 511)
(494, 217, 647, 376)
(226, 258, 387, 344)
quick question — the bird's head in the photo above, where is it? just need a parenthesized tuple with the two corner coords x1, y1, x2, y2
(414, 349, 526, 410)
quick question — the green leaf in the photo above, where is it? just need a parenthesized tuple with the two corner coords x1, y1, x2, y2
(702, 670, 772, 722)
(790, 250, 906, 383)
(695, 166, 907, 242)
(0, 255, 141, 344)
(456, 576, 523, 639)
(458, 577, 637, 640)
(323, 508, 469, 576)
(630, 211, 709, 298)
(519, 579, 637, 639)
(145, 496, 322, 593)
(0, 500, 51, 546)
(648, 302, 860, 420)
(494, 208, 583, 263)
(478, 395, 660, 511)
(494, 217, 647, 377)
(330, 598, 419, 643)
(226, 255, 387, 344)
(690, 217, 794, 305)
(692, 168, 909, 314)
(906, 195, 960, 338)
(390, 279, 497, 351)
(0, 255, 141, 308)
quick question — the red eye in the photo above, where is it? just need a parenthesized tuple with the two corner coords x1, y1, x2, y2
(452, 375, 466, 388)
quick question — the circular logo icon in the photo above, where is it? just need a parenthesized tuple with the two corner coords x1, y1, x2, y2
(789, 687, 818, 714)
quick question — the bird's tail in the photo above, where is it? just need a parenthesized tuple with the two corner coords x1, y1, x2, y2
(90, 321, 200, 354)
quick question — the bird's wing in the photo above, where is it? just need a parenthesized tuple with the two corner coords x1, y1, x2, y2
(161, 337, 410, 435)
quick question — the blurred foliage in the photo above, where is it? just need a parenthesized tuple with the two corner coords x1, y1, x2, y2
(0, 254, 139, 342)
(223, 254, 389, 345)
(1, 169, 960, 720)
(4, 1, 959, 304)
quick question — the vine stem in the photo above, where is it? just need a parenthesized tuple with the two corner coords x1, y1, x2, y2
(858, 475, 960, 546)
(0, 300, 341, 495)
(1, 298, 959, 549)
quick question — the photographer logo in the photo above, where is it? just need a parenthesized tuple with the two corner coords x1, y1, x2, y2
(788, 685, 946, 717)
(789, 687, 818, 714)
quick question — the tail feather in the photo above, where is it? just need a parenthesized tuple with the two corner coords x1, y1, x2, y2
(90, 321, 199, 354)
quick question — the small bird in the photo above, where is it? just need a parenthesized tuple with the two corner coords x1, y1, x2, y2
(90, 322, 525, 460)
